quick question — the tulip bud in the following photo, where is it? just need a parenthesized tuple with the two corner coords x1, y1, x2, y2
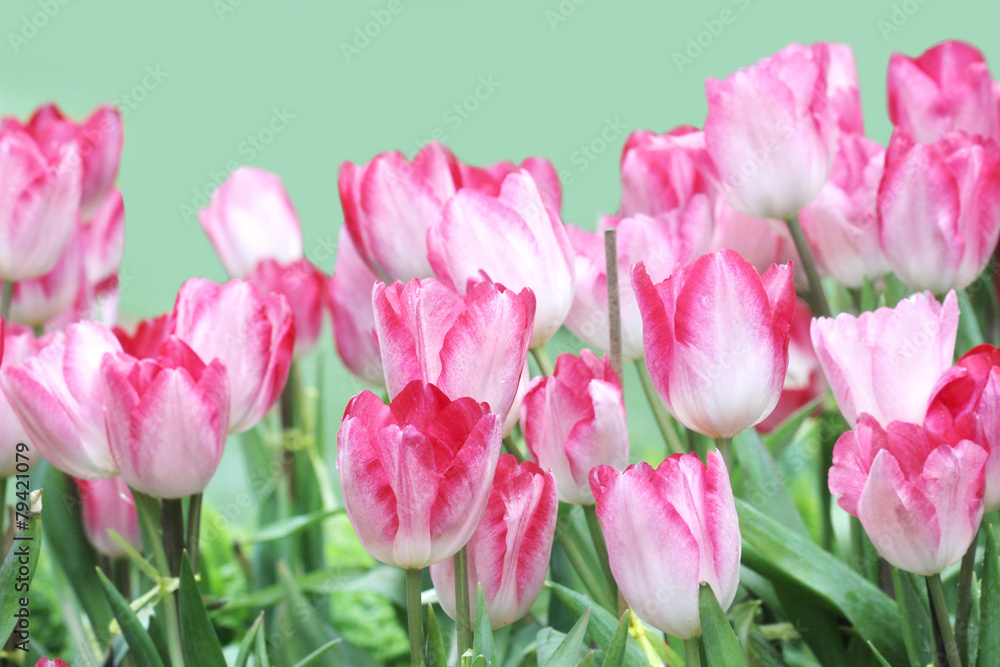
(198, 167, 304, 279)
(172, 278, 294, 433)
(888, 40, 999, 143)
(830, 414, 986, 575)
(520, 350, 629, 504)
(811, 290, 959, 428)
(103, 337, 229, 499)
(113, 313, 173, 360)
(428, 170, 574, 347)
(590, 452, 741, 639)
(373, 278, 534, 424)
(430, 455, 557, 628)
(337, 381, 502, 568)
(329, 228, 384, 386)
(246, 258, 327, 357)
(1, 321, 121, 479)
(619, 126, 717, 217)
(878, 130, 1000, 293)
(74, 476, 142, 558)
(633, 250, 796, 439)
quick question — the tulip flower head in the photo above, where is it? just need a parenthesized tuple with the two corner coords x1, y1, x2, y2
(75, 476, 142, 558)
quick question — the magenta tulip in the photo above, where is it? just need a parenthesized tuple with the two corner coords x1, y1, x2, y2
(329, 228, 384, 386)
(633, 250, 796, 439)
(811, 290, 959, 428)
(619, 126, 717, 218)
(520, 350, 629, 504)
(430, 454, 557, 628)
(830, 414, 986, 575)
(75, 476, 142, 558)
(114, 313, 173, 360)
(246, 258, 326, 357)
(590, 451, 741, 639)
(337, 381, 502, 568)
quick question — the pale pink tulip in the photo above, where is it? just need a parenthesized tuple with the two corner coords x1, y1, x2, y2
(329, 228, 384, 386)
(0, 323, 42, 477)
(75, 476, 142, 558)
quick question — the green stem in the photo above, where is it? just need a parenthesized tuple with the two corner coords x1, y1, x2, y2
(584, 504, 617, 608)
(784, 215, 831, 319)
(928, 573, 963, 667)
(634, 359, 685, 455)
(161, 498, 185, 576)
(714, 437, 733, 473)
(502, 435, 526, 463)
(454, 547, 473, 655)
(555, 520, 615, 612)
(684, 636, 702, 667)
(954, 532, 979, 661)
(133, 492, 186, 667)
(819, 435, 835, 552)
(0, 281, 12, 321)
(0, 476, 6, 547)
(186, 493, 204, 574)
(405, 568, 425, 667)
(530, 346, 554, 377)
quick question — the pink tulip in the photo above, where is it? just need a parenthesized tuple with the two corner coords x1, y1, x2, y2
(887, 40, 999, 143)
(520, 350, 629, 504)
(590, 451, 741, 639)
(102, 337, 228, 499)
(74, 476, 142, 558)
(799, 133, 889, 288)
(81, 189, 125, 296)
(878, 130, 1000, 293)
(826, 43, 865, 134)
(114, 313, 173, 360)
(0, 323, 43, 477)
(756, 300, 827, 433)
(373, 278, 534, 423)
(829, 414, 986, 575)
(246, 258, 326, 357)
(708, 199, 801, 281)
(705, 42, 838, 220)
(7, 224, 84, 328)
(337, 380, 502, 568)
(925, 344, 1000, 511)
(618, 126, 717, 217)
(33, 659, 71, 667)
(566, 208, 709, 361)
(198, 167, 304, 279)
(329, 228, 384, 386)
(25, 103, 122, 218)
(1, 321, 121, 479)
(430, 455, 557, 628)
(0, 118, 82, 281)
(428, 170, 575, 347)
(171, 278, 294, 433)
(340, 142, 560, 282)
(811, 290, 959, 428)
(633, 250, 796, 439)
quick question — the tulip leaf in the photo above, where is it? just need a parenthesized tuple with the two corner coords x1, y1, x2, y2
(426, 604, 448, 667)
(699, 583, 748, 667)
(547, 582, 650, 665)
(891, 567, 936, 667)
(291, 639, 344, 666)
(859, 276, 878, 313)
(541, 608, 590, 667)
(866, 642, 894, 667)
(178, 552, 227, 667)
(728, 600, 761, 652)
(979, 525, 1000, 667)
(966, 571, 982, 667)
(602, 610, 630, 667)
(776, 585, 851, 667)
(96, 568, 166, 667)
(0, 493, 41, 646)
(736, 499, 906, 665)
(242, 508, 344, 544)
(473, 584, 496, 662)
(734, 429, 809, 537)
(254, 612, 272, 666)
(957, 289, 986, 355)
(761, 394, 824, 457)
(234, 612, 264, 667)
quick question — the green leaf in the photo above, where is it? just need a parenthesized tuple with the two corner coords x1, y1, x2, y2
(234, 612, 264, 667)
(957, 289, 986, 355)
(776, 585, 851, 667)
(866, 641, 893, 667)
(542, 608, 590, 667)
(979, 524, 1000, 667)
(967, 572, 982, 667)
(735, 429, 809, 537)
(242, 508, 343, 544)
(859, 276, 878, 313)
(0, 491, 41, 644)
(426, 604, 448, 667)
(762, 394, 824, 457)
(292, 639, 345, 667)
(178, 552, 227, 667)
(547, 582, 650, 665)
(96, 568, 166, 667)
(892, 567, 936, 667)
(736, 499, 906, 665)
(699, 583, 748, 667)
(602, 610, 630, 667)
(473, 584, 496, 662)
(728, 600, 761, 652)
(254, 613, 271, 666)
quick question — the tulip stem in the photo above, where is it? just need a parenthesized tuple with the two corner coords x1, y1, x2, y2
(634, 359, 685, 456)
(502, 435, 526, 463)
(954, 532, 979, 661)
(684, 636, 702, 667)
(714, 437, 733, 472)
(0, 281, 12, 321)
(186, 493, 203, 574)
(604, 228, 624, 382)
(454, 546, 473, 655)
(161, 498, 185, 576)
(556, 518, 616, 612)
(405, 568, 426, 667)
(584, 504, 618, 609)
(928, 573, 963, 667)
(784, 215, 831, 319)
(530, 346, 554, 377)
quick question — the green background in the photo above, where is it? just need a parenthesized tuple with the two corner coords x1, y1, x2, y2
(0, 0, 992, 510)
